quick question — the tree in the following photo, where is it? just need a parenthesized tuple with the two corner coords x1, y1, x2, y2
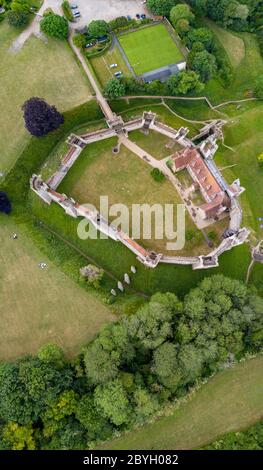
(191, 50, 217, 82)
(153, 342, 182, 391)
(10, 0, 30, 13)
(167, 70, 204, 95)
(75, 395, 111, 440)
(88, 20, 109, 38)
(147, 0, 177, 17)
(0, 192, 11, 214)
(186, 27, 214, 51)
(126, 292, 183, 350)
(103, 78, 126, 99)
(22, 97, 64, 137)
(7, 10, 29, 27)
(176, 18, 191, 37)
(170, 4, 195, 28)
(94, 379, 131, 426)
(40, 13, 68, 39)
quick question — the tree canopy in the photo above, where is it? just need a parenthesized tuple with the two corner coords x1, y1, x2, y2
(0, 275, 262, 449)
(103, 78, 126, 99)
(40, 13, 69, 40)
(147, 0, 177, 17)
(88, 20, 109, 38)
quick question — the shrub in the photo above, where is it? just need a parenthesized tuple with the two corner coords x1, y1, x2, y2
(73, 33, 86, 49)
(257, 153, 263, 168)
(150, 168, 165, 182)
(7, 10, 29, 26)
(109, 16, 128, 31)
(103, 78, 126, 99)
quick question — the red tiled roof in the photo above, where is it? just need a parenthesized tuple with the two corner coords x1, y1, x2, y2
(172, 148, 230, 218)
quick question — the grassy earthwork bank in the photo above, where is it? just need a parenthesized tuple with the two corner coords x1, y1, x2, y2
(102, 354, 263, 450)
(202, 23, 263, 103)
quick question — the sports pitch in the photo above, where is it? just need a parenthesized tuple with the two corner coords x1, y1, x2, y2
(118, 24, 184, 76)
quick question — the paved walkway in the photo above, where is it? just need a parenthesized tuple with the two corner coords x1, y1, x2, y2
(69, 32, 116, 122)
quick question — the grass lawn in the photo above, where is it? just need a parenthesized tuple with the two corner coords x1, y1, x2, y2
(0, 21, 91, 176)
(90, 44, 132, 87)
(118, 24, 184, 75)
(0, 216, 115, 361)
(102, 355, 263, 450)
(57, 137, 210, 257)
(129, 129, 182, 160)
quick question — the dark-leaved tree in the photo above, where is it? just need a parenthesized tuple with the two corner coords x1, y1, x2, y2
(22, 97, 64, 137)
(0, 192, 12, 214)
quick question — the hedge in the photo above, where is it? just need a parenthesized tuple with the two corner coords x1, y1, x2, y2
(61, 0, 74, 22)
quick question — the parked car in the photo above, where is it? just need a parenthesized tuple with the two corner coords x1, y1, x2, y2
(70, 4, 78, 9)
(73, 11, 81, 18)
(136, 14, 140, 19)
(85, 42, 95, 49)
(110, 64, 118, 68)
(114, 71, 122, 77)
(141, 14, 146, 19)
(127, 15, 132, 21)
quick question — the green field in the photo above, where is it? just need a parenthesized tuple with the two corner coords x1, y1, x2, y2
(0, 21, 91, 175)
(0, 216, 115, 362)
(102, 355, 263, 450)
(119, 24, 184, 75)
